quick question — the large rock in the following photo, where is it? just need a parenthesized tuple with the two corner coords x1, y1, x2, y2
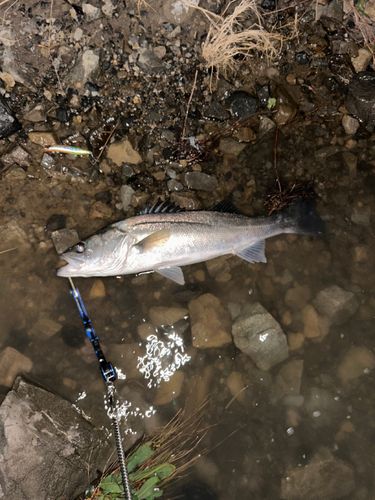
(189, 293, 232, 349)
(0, 94, 21, 139)
(149, 306, 188, 327)
(0, 375, 112, 500)
(232, 302, 288, 371)
(280, 447, 355, 500)
(337, 346, 375, 385)
(312, 285, 358, 325)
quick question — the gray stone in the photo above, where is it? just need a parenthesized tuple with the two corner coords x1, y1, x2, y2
(342, 114, 360, 135)
(51, 228, 80, 254)
(351, 208, 370, 226)
(232, 302, 289, 371)
(40, 152, 56, 170)
(189, 293, 232, 349)
(82, 2, 101, 20)
(218, 137, 247, 156)
(29, 316, 62, 340)
(167, 179, 183, 191)
(312, 285, 359, 325)
(226, 91, 259, 118)
(24, 103, 46, 122)
(64, 49, 100, 90)
(0, 347, 33, 388)
(120, 185, 135, 211)
(2, 145, 30, 166)
(258, 115, 276, 137)
(0, 375, 112, 500)
(137, 48, 165, 74)
(183, 171, 218, 191)
(280, 447, 355, 500)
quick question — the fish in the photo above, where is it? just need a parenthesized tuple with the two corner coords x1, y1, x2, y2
(44, 145, 92, 155)
(56, 198, 326, 285)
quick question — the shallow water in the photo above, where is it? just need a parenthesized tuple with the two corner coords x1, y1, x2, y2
(1, 99, 375, 500)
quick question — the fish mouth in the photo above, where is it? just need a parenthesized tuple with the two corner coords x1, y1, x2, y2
(56, 255, 83, 277)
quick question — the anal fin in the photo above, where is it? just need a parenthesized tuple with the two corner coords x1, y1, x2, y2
(236, 240, 267, 264)
(156, 266, 185, 285)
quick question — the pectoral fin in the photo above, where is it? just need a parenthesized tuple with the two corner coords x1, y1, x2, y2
(236, 240, 267, 264)
(136, 229, 171, 252)
(156, 267, 185, 285)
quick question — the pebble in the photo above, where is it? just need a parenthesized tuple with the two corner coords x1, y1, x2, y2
(312, 285, 359, 325)
(189, 293, 232, 349)
(137, 48, 165, 74)
(270, 360, 304, 404)
(148, 306, 188, 327)
(2, 145, 30, 167)
(351, 208, 370, 226)
(89, 280, 106, 299)
(301, 304, 331, 341)
(226, 91, 259, 119)
(137, 323, 157, 341)
(82, 3, 101, 21)
(24, 104, 46, 122)
(0, 347, 33, 387)
(64, 49, 100, 90)
(0, 95, 21, 139)
(167, 179, 183, 191)
(154, 371, 184, 405)
(219, 137, 247, 156)
(232, 302, 289, 371)
(29, 317, 62, 340)
(107, 139, 142, 166)
(280, 447, 355, 500)
(232, 126, 256, 142)
(286, 73, 297, 85)
(89, 201, 112, 219)
(40, 153, 56, 169)
(337, 346, 375, 384)
(204, 101, 230, 121)
(153, 46, 166, 59)
(295, 51, 309, 65)
(258, 115, 276, 137)
(304, 386, 342, 426)
(226, 371, 246, 402)
(51, 229, 80, 254)
(183, 171, 218, 191)
(342, 114, 360, 135)
(351, 48, 373, 73)
(342, 151, 357, 178)
(284, 285, 311, 310)
(274, 91, 297, 125)
(120, 185, 135, 211)
(28, 132, 56, 148)
(354, 244, 371, 263)
(163, 0, 197, 24)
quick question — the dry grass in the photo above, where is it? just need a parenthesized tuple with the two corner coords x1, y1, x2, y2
(187, 0, 290, 84)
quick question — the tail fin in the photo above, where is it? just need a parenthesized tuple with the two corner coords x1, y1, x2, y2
(281, 198, 326, 236)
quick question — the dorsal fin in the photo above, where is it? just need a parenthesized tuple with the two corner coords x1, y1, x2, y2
(210, 199, 243, 215)
(139, 198, 185, 215)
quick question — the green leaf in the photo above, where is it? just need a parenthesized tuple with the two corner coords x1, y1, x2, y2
(129, 462, 176, 483)
(127, 442, 155, 473)
(267, 97, 276, 110)
(99, 474, 123, 495)
(133, 476, 160, 500)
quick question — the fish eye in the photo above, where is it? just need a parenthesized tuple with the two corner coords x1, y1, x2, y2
(76, 242, 86, 253)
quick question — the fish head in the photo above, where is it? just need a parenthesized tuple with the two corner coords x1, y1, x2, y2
(56, 227, 132, 278)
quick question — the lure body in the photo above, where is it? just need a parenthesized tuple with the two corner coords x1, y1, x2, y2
(44, 145, 92, 155)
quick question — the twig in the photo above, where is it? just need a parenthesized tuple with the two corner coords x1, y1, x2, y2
(93, 120, 120, 165)
(225, 386, 248, 410)
(182, 70, 198, 141)
(0, 246, 17, 255)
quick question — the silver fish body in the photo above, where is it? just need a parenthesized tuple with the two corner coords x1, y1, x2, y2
(56, 199, 326, 284)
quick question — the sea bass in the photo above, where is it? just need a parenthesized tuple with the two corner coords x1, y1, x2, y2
(56, 198, 326, 285)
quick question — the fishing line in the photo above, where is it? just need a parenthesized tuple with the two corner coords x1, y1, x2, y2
(67, 277, 132, 500)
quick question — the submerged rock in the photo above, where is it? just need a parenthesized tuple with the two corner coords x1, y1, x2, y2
(149, 306, 188, 327)
(312, 285, 358, 325)
(232, 302, 288, 371)
(183, 171, 218, 191)
(189, 293, 232, 349)
(0, 375, 112, 500)
(337, 346, 375, 385)
(270, 359, 304, 404)
(0, 347, 33, 388)
(154, 371, 185, 405)
(346, 71, 375, 131)
(280, 447, 355, 500)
